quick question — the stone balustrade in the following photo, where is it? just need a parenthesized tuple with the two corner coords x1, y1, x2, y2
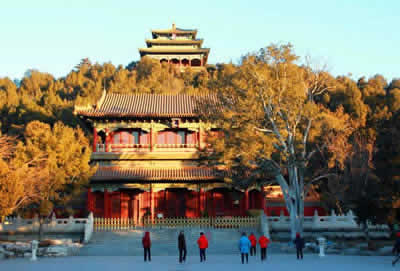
(265, 210, 389, 232)
(0, 213, 94, 244)
(262, 210, 391, 239)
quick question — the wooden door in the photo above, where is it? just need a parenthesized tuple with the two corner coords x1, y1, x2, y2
(120, 192, 129, 218)
(176, 191, 186, 217)
(110, 192, 121, 218)
(214, 192, 225, 216)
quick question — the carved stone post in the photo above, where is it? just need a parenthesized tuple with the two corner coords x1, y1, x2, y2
(31, 240, 38, 261)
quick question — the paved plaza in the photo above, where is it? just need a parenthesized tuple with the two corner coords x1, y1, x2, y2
(0, 254, 396, 271)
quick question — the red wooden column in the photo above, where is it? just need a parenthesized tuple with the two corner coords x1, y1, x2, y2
(121, 192, 129, 218)
(198, 188, 205, 217)
(244, 190, 249, 215)
(105, 128, 109, 152)
(150, 188, 154, 221)
(200, 58, 203, 66)
(87, 188, 94, 213)
(133, 193, 138, 224)
(150, 127, 154, 151)
(93, 128, 98, 152)
(211, 191, 216, 217)
(138, 193, 144, 225)
(164, 190, 168, 217)
(104, 189, 110, 218)
(198, 127, 205, 149)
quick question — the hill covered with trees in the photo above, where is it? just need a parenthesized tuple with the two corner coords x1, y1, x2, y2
(0, 47, 399, 229)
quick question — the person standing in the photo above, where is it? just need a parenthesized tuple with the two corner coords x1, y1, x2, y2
(248, 232, 257, 256)
(178, 231, 187, 263)
(258, 234, 270, 261)
(197, 232, 208, 262)
(293, 232, 304, 260)
(392, 232, 400, 266)
(238, 232, 251, 264)
(142, 231, 151, 262)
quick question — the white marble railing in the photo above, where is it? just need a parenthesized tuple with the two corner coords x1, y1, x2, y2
(265, 210, 390, 232)
(0, 213, 94, 243)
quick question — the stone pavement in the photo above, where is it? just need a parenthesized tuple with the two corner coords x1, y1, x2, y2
(0, 254, 396, 271)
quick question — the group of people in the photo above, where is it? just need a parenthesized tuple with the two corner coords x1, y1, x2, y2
(141, 230, 273, 263)
(140, 230, 400, 266)
(178, 231, 209, 263)
(238, 232, 270, 264)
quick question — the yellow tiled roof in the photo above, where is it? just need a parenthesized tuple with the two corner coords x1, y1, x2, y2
(145, 39, 203, 46)
(139, 47, 210, 55)
(75, 93, 218, 118)
(92, 166, 224, 181)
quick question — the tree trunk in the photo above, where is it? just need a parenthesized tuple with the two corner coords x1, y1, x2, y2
(275, 172, 304, 240)
(288, 197, 303, 240)
(38, 217, 44, 241)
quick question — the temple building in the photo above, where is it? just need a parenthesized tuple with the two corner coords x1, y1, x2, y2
(139, 24, 210, 71)
(75, 92, 323, 221)
(75, 92, 267, 222)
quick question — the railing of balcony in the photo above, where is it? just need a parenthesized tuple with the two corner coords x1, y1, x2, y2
(155, 143, 197, 148)
(110, 144, 151, 152)
(95, 143, 198, 153)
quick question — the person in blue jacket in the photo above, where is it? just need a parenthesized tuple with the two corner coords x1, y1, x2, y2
(238, 232, 251, 264)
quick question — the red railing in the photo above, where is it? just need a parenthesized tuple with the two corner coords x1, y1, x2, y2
(95, 143, 198, 153)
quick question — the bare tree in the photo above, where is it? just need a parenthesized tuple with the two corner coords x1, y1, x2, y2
(210, 44, 350, 239)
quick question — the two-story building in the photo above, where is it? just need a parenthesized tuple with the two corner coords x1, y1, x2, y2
(75, 92, 266, 222)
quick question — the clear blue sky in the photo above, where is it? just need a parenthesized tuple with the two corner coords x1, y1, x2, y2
(1, 0, 399, 81)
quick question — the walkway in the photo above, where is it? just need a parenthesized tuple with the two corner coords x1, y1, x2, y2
(1, 255, 395, 271)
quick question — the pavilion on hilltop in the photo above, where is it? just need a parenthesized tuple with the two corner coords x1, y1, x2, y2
(139, 24, 210, 72)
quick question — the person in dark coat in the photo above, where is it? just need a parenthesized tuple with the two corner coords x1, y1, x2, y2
(392, 232, 400, 266)
(142, 231, 151, 262)
(197, 232, 208, 262)
(248, 232, 257, 256)
(293, 232, 304, 260)
(178, 231, 187, 263)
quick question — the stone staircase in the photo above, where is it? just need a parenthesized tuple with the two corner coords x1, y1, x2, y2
(79, 228, 280, 256)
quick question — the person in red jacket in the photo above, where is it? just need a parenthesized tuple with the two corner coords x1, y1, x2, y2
(258, 234, 270, 261)
(197, 232, 208, 262)
(142, 231, 151, 262)
(248, 233, 257, 256)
